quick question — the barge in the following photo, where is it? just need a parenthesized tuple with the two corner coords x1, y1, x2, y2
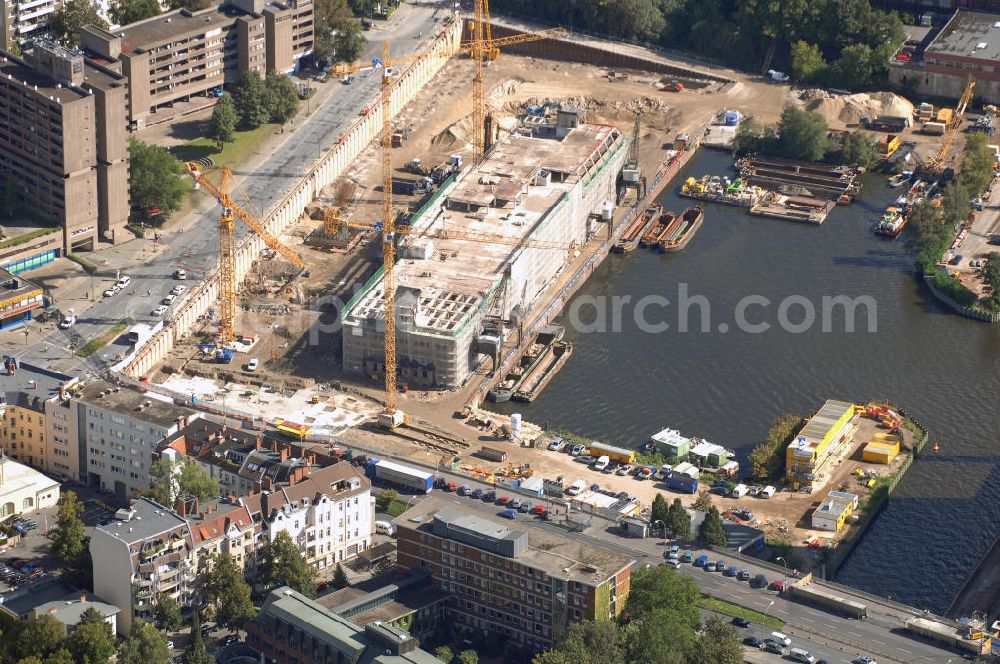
(679, 175, 762, 208)
(488, 325, 564, 402)
(659, 207, 704, 253)
(640, 210, 676, 248)
(613, 204, 660, 253)
(749, 192, 835, 224)
(874, 206, 908, 238)
(512, 339, 573, 402)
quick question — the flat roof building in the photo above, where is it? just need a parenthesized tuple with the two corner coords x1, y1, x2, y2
(890, 9, 1000, 104)
(394, 496, 633, 651)
(81, 0, 312, 130)
(342, 115, 628, 388)
(811, 495, 855, 532)
(0, 41, 130, 269)
(247, 586, 441, 664)
(0, 269, 44, 329)
(785, 400, 857, 486)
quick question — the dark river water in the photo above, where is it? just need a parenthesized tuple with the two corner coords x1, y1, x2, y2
(489, 149, 1000, 614)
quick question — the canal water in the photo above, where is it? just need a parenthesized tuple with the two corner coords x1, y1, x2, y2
(489, 149, 1000, 613)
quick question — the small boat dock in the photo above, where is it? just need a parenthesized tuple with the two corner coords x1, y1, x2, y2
(750, 192, 836, 224)
(737, 156, 862, 202)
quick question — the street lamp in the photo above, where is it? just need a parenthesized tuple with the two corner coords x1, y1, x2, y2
(762, 600, 774, 642)
(775, 556, 789, 586)
(653, 519, 667, 548)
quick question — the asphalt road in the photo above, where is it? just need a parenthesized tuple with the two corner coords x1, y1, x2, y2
(11, 0, 450, 371)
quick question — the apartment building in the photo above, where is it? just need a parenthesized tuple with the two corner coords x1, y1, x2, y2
(0, 360, 81, 476)
(395, 497, 633, 650)
(76, 380, 198, 497)
(0, 40, 130, 272)
(1, 0, 61, 53)
(90, 498, 198, 631)
(247, 586, 440, 664)
(81, 0, 312, 130)
(185, 500, 257, 579)
(240, 462, 373, 574)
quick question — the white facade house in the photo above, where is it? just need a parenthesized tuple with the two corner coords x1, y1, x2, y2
(0, 455, 59, 521)
(241, 463, 373, 573)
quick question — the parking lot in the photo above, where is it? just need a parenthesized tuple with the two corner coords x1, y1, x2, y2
(0, 503, 59, 593)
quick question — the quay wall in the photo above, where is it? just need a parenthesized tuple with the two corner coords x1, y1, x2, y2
(923, 273, 1000, 323)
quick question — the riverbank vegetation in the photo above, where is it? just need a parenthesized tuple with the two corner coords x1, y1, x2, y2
(489, 0, 904, 87)
(734, 106, 878, 167)
(748, 414, 804, 481)
(534, 566, 743, 664)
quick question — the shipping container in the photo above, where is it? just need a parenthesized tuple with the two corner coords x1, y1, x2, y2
(664, 471, 698, 494)
(366, 459, 434, 493)
(936, 108, 954, 125)
(476, 446, 508, 462)
(588, 441, 636, 464)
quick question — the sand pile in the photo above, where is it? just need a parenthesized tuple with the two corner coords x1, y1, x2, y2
(431, 117, 472, 148)
(798, 89, 915, 125)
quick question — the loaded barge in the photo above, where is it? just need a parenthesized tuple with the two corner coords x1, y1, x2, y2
(512, 339, 573, 402)
(679, 175, 762, 208)
(613, 204, 660, 253)
(488, 325, 565, 402)
(659, 207, 704, 253)
(750, 192, 836, 224)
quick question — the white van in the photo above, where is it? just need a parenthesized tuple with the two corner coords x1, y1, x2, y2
(770, 632, 791, 647)
(593, 455, 610, 471)
(116, 275, 131, 289)
(788, 647, 815, 663)
(566, 479, 586, 496)
(375, 520, 394, 537)
(760, 485, 776, 499)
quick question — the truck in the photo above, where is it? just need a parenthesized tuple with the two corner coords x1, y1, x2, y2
(214, 348, 234, 363)
(664, 471, 698, 494)
(476, 446, 508, 462)
(922, 121, 947, 135)
(431, 155, 463, 184)
(588, 441, 636, 464)
(365, 459, 434, 493)
(392, 176, 433, 196)
(862, 115, 909, 132)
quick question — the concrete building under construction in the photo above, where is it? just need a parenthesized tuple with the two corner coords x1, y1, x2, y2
(341, 110, 629, 388)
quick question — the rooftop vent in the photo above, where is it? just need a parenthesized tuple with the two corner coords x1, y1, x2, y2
(977, 42, 988, 49)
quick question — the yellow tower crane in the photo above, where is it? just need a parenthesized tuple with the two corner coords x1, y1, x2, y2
(185, 163, 305, 343)
(927, 77, 976, 174)
(465, 0, 565, 164)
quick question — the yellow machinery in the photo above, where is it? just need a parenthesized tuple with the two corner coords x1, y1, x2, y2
(185, 164, 305, 343)
(927, 77, 976, 173)
(465, 0, 565, 163)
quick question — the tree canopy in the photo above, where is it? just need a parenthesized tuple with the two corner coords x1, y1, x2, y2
(184, 612, 216, 664)
(208, 95, 238, 150)
(128, 138, 186, 216)
(265, 73, 300, 125)
(110, 0, 160, 26)
(698, 506, 728, 547)
(204, 552, 256, 630)
(117, 622, 170, 664)
(51, 491, 86, 568)
(66, 610, 116, 664)
(332, 17, 368, 63)
(748, 413, 804, 480)
(233, 71, 271, 130)
(51, 0, 107, 45)
(666, 498, 692, 539)
(262, 531, 317, 596)
(154, 593, 182, 632)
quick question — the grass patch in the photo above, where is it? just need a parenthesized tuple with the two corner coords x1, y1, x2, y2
(0, 227, 59, 250)
(76, 320, 130, 358)
(699, 594, 784, 629)
(170, 123, 280, 169)
(384, 499, 410, 517)
(66, 253, 98, 274)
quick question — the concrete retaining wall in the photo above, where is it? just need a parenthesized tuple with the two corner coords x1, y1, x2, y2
(120, 21, 464, 378)
(922, 273, 1000, 323)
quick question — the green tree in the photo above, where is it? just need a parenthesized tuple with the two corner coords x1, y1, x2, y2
(15, 616, 65, 661)
(692, 489, 712, 512)
(184, 613, 215, 664)
(621, 608, 693, 664)
(146, 456, 177, 505)
(789, 41, 826, 83)
(66, 610, 116, 664)
(332, 563, 349, 589)
(178, 460, 219, 502)
(941, 180, 970, 226)
(689, 616, 743, 664)
(168, 0, 210, 9)
(960, 133, 996, 196)
(749, 413, 803, 480)
(532, 620, 624, 664)
(375, 488, 398, 511)
(204, 553, 256, 630)
(982, 253, 1000, 309)
(110, 0, 160, 25)
(129, 138, 186, 215)
(622, 564, 700, 627)
(1, 172, 18, 220)
(313, 17, 337, 66)
(698, 506, 728, 547)
(434, 645, 454, 663)
(207, 95, 238, 150)
(775, 105, 829, 162)
(262, 531, 317, 596)
(832, 43, 874, 88)
(666, 498, 691, 539)
(117, 622, 170, 664)
(51, 0, 107, 45)
(840, 131, 878, 168)
(43, 650, 74, 664)
(265, 73, 300, 124)
(331, 17, 368, 63)
(233, 71, 271, 130)
(154, 593, 182, 632)
(906, 201, 952, 273)
(650, 493, 670, 535)
(457, 651, 478, 664)
(733, 118, 764, 155)
(51, 491, 85, 568)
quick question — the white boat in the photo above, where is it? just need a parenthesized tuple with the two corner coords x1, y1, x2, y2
(888, 170, 913, 189)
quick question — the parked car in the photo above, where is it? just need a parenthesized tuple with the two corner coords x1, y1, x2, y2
(694, 555, 708, 567)
(510, 498, 522, 509)
(731, 617, 751, 628)
(103, 287, 118, 298)
(850, 658, 877, 664)
(574, 455, 595, 464)
(681, 551, 693, 563)
(499, 509, 517, 520)
(762, 640, 785, 655)
(483, 491, 496, 502)
(170, 285, 187, 295)
(569, 444, 585, 456)
(152, 305, 168, 316)
(518, 502, 533, 513)
(616, 464, 633, 476)
(547, 438, 566, 451)
(162, 294, 176, 304)
(752, 573, 768, 588)
(472, 488, 483, 500)
(247, 358, 259, 371)
(724, 565, 738, 576)
(496, 496, 510, 506)
(705, 562, 717, 572)
(59, 316, 76, 329)
(737, 569, 751, 581)
(743, 636, 764, 649)
(458, 485, 472, 496)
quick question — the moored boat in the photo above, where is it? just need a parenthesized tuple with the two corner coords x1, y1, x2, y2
(659, 207, 704, 253)
(614, 204, 660, 253)
(874, 206, 908, 238)
(512, 340, 573, 402)
(888, 170, 913, 188)
(640, 210, 675, 247)
(488, 325, 564, 402)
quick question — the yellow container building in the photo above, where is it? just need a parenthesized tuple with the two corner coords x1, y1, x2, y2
(786, 400, 857, 484)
